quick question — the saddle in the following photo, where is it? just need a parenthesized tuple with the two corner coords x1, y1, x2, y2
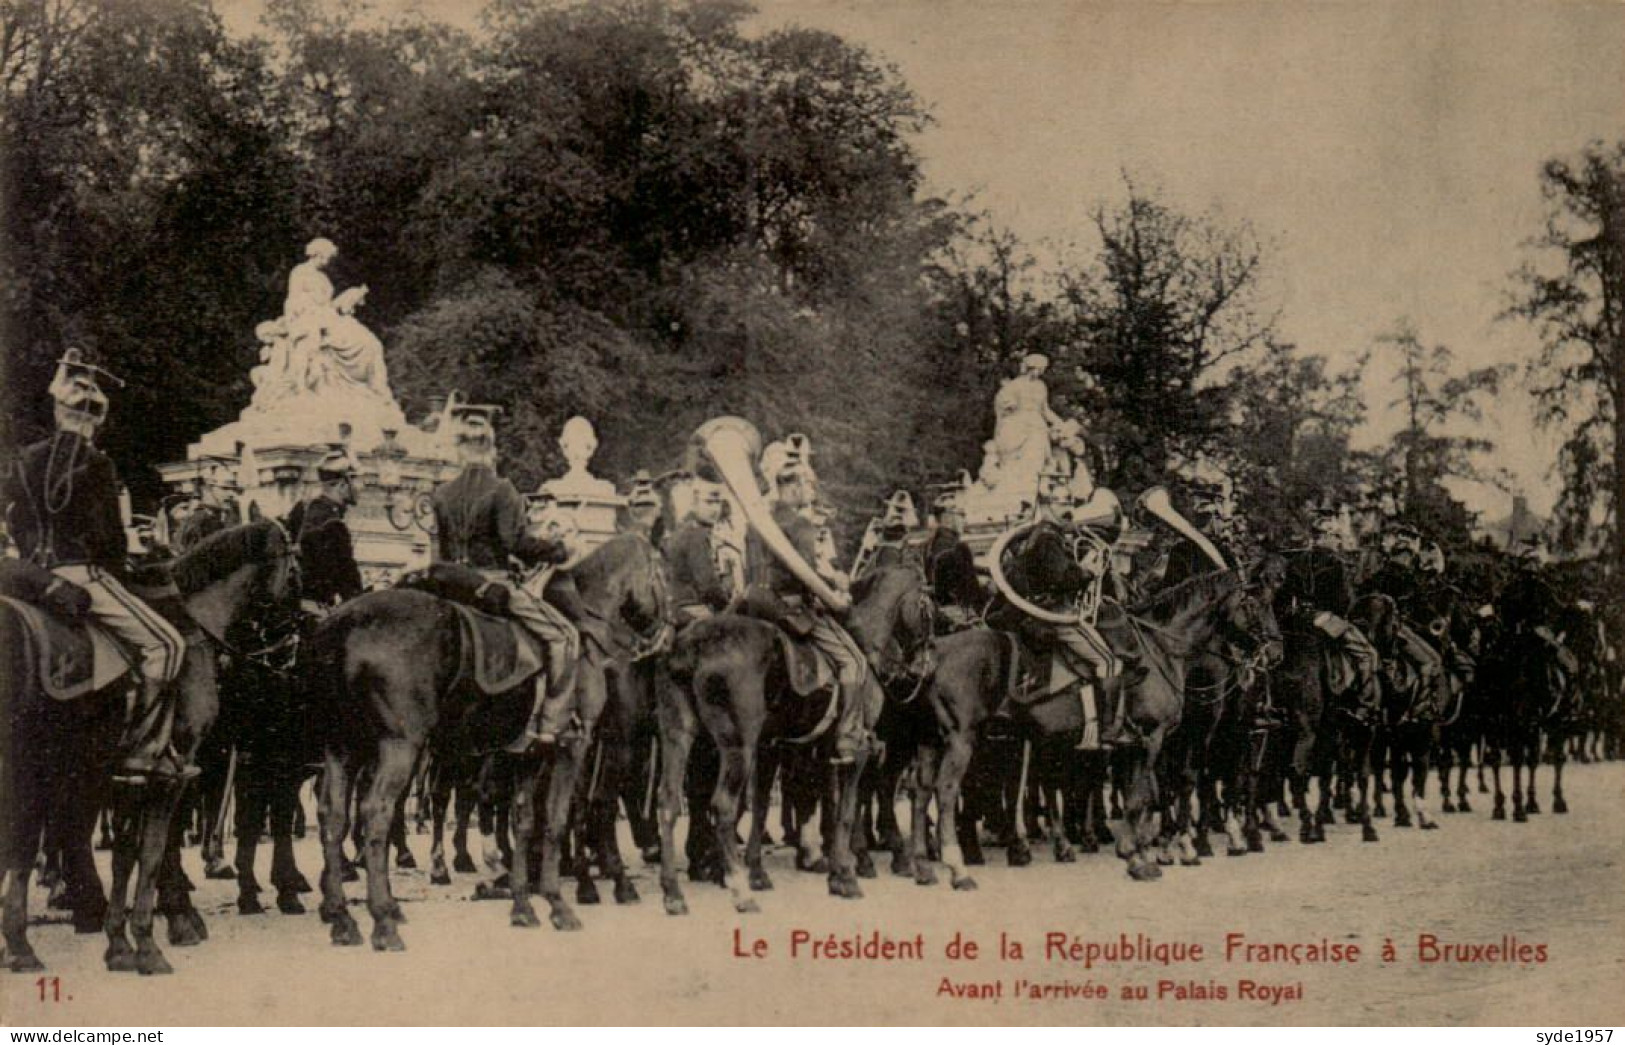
(733, 588, 834, 697)
(448, 603, 546, 696)
(1, 595, 132, 701)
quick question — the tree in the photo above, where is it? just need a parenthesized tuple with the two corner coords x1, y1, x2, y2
(1219, 338, 1366, 547)
(1508, 139, 1625, 573)
(1055, 178, 1274, 490)
(1376, 318, 1509, 544)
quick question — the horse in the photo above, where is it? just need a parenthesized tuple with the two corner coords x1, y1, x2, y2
(306, 532, 666, 951)
(655, 565, 931, 916)
(1158, 554, 1286, 861)
(1, 520, 296, 974)
(1483, 621, 1573, 822)
(1351, 592, 1447, 830)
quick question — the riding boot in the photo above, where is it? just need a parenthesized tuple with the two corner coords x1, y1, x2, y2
(115, 677, 200, 784)
(513, 635, 580, 750)
(831, 677, 881, 765)
(1098, 669, 1144, 749)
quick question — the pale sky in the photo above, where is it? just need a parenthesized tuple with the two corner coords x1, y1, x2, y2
(221, 0, 1625, 517)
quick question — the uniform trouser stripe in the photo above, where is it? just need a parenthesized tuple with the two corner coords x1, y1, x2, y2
(1061, 623, 1120, 677)
(78, 566, 185, 682)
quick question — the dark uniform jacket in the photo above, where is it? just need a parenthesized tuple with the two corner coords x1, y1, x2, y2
(922, 527, 982, 610)
(3, 437, 126, 572)
(1279, 546, 1354, 620)
(296, 494, 363, 604)
(431, 465, 562, 572)
(664, 519, 731, 611)
(1363, 559, 1420, 614)
(743, 502, 825, 633)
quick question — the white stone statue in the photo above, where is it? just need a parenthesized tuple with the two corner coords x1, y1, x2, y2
(541, 416, 616, 498)
(311, 285, 391, 401)
(284, 238, 338, 388)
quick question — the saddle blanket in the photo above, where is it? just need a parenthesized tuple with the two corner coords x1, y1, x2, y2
(449, 602, 547, 695)
(776, 631, 835, 698)
(1, 595, 132, 701)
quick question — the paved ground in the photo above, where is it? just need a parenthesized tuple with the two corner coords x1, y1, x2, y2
(5, 761, 1624, 1026)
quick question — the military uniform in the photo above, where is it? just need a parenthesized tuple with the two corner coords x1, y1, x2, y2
(922, 525, 982, 614)
(4, 353, 190, 782)
(1280, 543, 1380, 712)
(665, 515, 732, 623)
(431, 459, 578, 744)
(746, 495, 875, 762)
(296, 493, 363, 606)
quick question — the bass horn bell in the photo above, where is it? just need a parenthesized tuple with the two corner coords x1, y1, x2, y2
(1137, 485, 1229, 570)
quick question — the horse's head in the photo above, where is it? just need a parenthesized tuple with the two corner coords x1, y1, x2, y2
(171, 519, 296, 605)
(1350, 592, 1400, 654)
(574, 532, 669, 649)
(1218, 572, 1284, 671)
(848, 565, 936, 679)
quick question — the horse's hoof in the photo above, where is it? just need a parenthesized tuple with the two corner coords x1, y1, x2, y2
(1492, 807, 1506, 821)
(472, 881, 510, 901)
(1226, 846, 1247, 857)
(276, 893, 305, 915)
(952, 876, 979, 892)
(1247, 836, 1265, 854)
(641, 845, 661, 865)
(1007, 843, 1032, 868)
(1127, 862, 1159, 882)
(136, 951, 174, 976)
(332, 920, 363, 947)
(1055, 844, 1076, 864)
(1525, 800, 1541, 815)
(105, 942, 137, 972)
(1513, 810, 1528, 823)
(1180, 856, 1202, 867)
(1079, 838, 1099, 855)
(1457, 798, 1473, 814)
(205, 862, 237, 881)
(576, 881, 601, 905)
(915, 866, 939, 887)
(963, 850, 985, 867)
(1441, 799, 1456, 814)
(1312, 825, 1327, 844)
(550, 908, 584, 932)
(6, 950, 45, 973)
(1553, 799, 1568, 815)
(430, 870, 451, 886)
(1156, 851, 1175, 866)
(1393, 812, 1412, 829)
(453, 853, 478, 875)
(1477, 782, 1489, 794)
(1344, 809, 1363, 824)
(1193, 837, 1213, 859)
(827, 875, 863, 900)
(796, 854, 829, 875)
(749, 868, 774, 892)
(734, 898, 761, 914)
(1266, 827, 1289, 843)
(168, 916, 203, 947)
(238, 895, 266, 916)
(854, 853, 877, 879)
(1420, 819, 1439, 831)
(663, 894, 689, 916)
(371, 928, 406, 952)
(614, 879, 640, 905)
(1363, 825, 1380, 843)
(510, 908, 542, 928)
(385, 903, 407, 925)
(890, 854, 914, 877)
(395, 850, 418, 871)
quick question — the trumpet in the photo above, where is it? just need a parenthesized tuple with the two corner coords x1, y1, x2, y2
(1138, 486, 1228, 570)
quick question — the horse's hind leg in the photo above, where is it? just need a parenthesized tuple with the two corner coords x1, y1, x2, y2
(711, 738, 758, 913)
(360, 738, 416, 950)
(317, 755, 362, 946)
(656, 688, 697, 916)
(1412, 734, 1437, 830)
(909, 744, 939, 884)
(746, 749, 777, 893)
(505, 755, 545, 929)
(825, 752, 868, 900)
(935, 733, 977, 890)
(1551, 740, 1568, 814)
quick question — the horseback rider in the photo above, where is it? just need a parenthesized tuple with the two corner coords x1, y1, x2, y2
(1160, 482, 1231, 589)
(623, 470, 663, 540)
(922, 483, 984, 623)
(2, 350, 196, 784)
(1500, 536, 1579, 681)
(292, 449, 364, 611)
(746, 443, 877, 765)
(1013, 459, 1139, 749)
(1361, 521, 1447, 691)
(856, 490, 919, 580)
(1281, 502, 1381, 717)
(664, 482, 733, 624)
(429, 402, 580, 752)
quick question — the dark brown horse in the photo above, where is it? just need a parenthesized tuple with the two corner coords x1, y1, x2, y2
(655, 565, 931, 915)
(1351, 592, 1448, 830)
(2, 520, 295, 974)
(306, 533, 666, 950)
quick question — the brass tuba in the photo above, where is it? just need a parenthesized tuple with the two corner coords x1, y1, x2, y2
(688, 417, 850, 612)
(1138, 485, 1229, 570)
